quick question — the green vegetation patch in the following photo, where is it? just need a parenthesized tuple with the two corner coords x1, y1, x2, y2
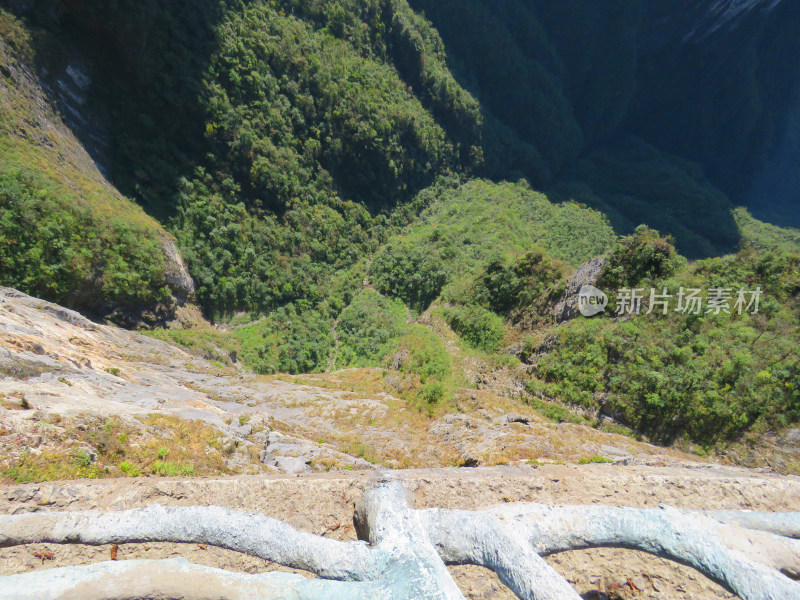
(234, 305, 334, 375)
(334, 289, 408, 368)
(0, 14, 173, 315)
(531, 230, 800, 447)
(0, 168, 171, 310)
(383, 325, 456, 409)
(144, 326, 242, 366)
(370, 179, 615, 311)
(441, 304, 504, 353)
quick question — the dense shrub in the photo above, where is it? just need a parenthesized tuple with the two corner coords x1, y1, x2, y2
(370, 240, 450, 312)
(533, 246, 800, 446)
(600, 225, 684, 290)
(442, 305, 504, 353)
(390, 325, 451, 383)
(174, 175, 373, 317)
(472, 248, 564, 315)
(0, 169, 170, 310)
(335, 289, 408, 368)
(420, 381, 446, 405)
(234, 304, 334, 375)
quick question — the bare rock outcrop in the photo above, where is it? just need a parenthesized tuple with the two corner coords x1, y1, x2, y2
(552, 256, 607, 322)
(160, 235, 196, 301)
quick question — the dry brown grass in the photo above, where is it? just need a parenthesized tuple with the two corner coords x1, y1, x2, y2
(1, 414, 229, 484)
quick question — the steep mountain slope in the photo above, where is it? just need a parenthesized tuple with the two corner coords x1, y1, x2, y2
(4, 0, 799, 309)
(0, 10, 194, 324)
(411, 0, 800, 249)
(0, 286, 702, 482)
(1, 1, 799, 465)
(626, 1, 800, 229)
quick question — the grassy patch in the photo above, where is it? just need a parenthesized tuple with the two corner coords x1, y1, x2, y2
(370, 179, 615, 311)
(441, 304, 505, 353)
(734, 207, 800, 252)
(523, 388, 590, 425)
(144, 326, 241, 365)
(578, 455, 615, 465)
(1, 415, 228, 484)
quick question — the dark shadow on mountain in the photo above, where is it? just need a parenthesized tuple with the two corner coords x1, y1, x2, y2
(405, 0, 739, 258)
(3, 0, 240, 222)
(747, 93, 800, 228)
(628, 0, 800, 231)
(547, 135, 740, 260)
(409, 0, 797, 255)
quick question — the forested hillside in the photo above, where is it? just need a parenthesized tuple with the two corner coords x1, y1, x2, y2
(1, 0, 799, 466)
(0, 12, 188, 322)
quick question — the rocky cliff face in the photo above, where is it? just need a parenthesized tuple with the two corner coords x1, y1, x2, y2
(656, 0, 784, 43)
